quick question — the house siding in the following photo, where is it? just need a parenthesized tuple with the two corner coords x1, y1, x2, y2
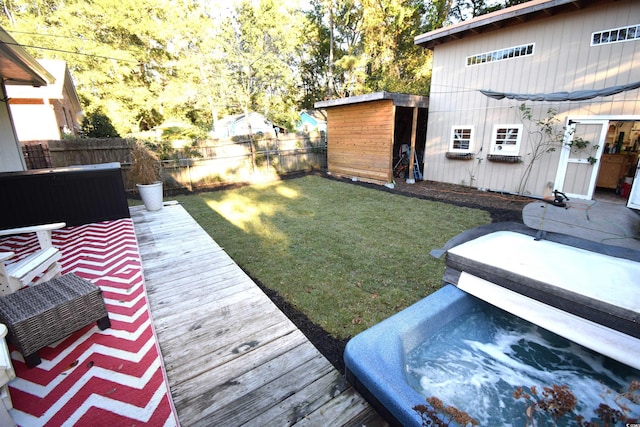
(0, 84, 25, 172)
(326, 100, 395, 183)
(423, 0, 640, 196)
(6, 60, 82, 141)
(10, 104, 61, 141)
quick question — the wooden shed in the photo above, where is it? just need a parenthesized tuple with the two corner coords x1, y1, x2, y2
(315, 92, 429, 186)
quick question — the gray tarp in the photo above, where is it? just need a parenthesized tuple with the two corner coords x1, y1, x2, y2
(479, 81, 640, 101)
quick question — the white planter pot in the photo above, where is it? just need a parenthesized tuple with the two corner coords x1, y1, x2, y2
(136, 182, 163, 211)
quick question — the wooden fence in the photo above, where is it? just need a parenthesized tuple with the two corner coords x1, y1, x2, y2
(43, 133, 327, 192)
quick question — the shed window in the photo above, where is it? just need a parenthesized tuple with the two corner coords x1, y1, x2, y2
(592, 24, 640, 46)
(491, 125, 522, 155)
(450, 126, 473, 152)
(466, 44, 534, 66)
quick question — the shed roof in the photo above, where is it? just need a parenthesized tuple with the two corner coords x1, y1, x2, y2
(314, 92, 429, 109)
(414, 0, 611, 50)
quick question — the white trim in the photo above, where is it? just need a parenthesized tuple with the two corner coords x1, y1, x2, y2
(591, 24, 640, 46)
(490, 124, 522, 155)
(466, 43, 535, 66)
(555, 114, 640, 200)
(628, 162, 640, 209)
(449, 125, 474, 152)
(563, 115, 640, 122)
(555, 118, 609, 200)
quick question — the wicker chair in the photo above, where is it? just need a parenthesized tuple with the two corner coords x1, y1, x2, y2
(0, 274, 110, 368)
(0, 223, 65, 296)
(0, 223, 110, 368)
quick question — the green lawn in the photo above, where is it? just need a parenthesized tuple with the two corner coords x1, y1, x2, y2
(174, 175, 491, 339)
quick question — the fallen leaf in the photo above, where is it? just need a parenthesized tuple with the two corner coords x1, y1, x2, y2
(65, 360, 79, 371)
(371, 293, 378, 299)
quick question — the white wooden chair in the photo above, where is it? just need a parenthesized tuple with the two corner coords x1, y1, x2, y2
(0, 223, 66, 296)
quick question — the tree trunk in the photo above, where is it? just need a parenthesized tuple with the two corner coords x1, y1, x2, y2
(244, 104, 257, 173)
(327, 0, 335, 99)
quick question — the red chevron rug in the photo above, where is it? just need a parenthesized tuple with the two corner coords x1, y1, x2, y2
(0, 219, 179, 427)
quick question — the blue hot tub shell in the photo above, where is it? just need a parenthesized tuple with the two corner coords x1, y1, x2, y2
(345, 284, 475, 427)
(344, 223, 640, 426)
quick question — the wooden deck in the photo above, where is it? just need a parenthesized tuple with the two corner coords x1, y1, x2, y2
(130, 202, 387, 426)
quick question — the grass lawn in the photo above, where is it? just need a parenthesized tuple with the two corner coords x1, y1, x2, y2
(174, 175, 492, 339)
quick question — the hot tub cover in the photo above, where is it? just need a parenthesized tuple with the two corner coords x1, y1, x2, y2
(442, 226, 640, 339)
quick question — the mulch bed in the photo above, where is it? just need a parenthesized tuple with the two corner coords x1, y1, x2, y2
(250, 174, 535, 374)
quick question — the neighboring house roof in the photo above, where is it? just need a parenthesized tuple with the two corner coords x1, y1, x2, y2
(415, 0, 611, 49)
(211, 112, 276, 137)
(296, 110, 327, 131)
(315, 92, 429, 109)
(0, 27, 54, 86)
(6, 59, 82, 114)
(301, 110, 327, 124)
(216, 113, 246, 128)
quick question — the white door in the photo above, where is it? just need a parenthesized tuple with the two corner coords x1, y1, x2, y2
(628, 161, 640, 209)
(555, 119, 608, 199)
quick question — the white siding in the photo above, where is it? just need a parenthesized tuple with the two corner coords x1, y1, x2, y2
(423, 0, 640, 196)
(0, 84, 26, 172)
(10, 104, 61, 141)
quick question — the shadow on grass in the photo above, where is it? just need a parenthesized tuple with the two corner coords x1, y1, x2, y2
(173, 173, 494, 373)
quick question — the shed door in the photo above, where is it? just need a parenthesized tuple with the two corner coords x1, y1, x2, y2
(555, 119, 607, 200)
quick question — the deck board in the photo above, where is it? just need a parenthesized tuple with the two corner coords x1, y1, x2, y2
(130, 202, 387, 426)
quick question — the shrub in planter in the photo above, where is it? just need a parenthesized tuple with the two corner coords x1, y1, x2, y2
(130, 142, 163, 211)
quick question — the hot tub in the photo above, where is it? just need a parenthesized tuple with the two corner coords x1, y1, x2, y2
(345, 284, 473, 426)
(344, 224, 640, 426)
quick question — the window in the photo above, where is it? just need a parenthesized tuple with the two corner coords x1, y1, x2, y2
(450, 126, 473, 152)
(592, 24, 640, 46)
(491, 124, 522, 155)
(466, 44, 534, 66)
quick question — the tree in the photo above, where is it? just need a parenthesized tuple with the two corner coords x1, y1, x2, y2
(0, 0, 532, 139)
(424, 0, 456, 31)
(449, 0, 532, 22)
(302, 0, 431, 98)
(218, 0, 306, 127)
(0, 0, 223, 135)
(515, 104, 563, 195)
(302, 0, 365, 100)
(81, 109, 120, 138)
(299, 0, 332, 107)
(360, 0, 431, 94)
